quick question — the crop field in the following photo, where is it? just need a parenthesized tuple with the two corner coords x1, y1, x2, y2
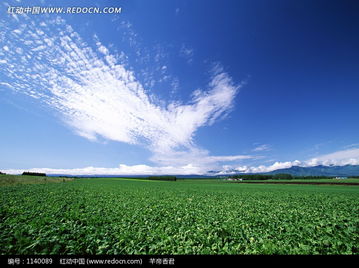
(0, 177, 358, 255)
(0, 174, 74, 186)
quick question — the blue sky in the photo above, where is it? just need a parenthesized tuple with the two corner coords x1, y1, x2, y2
(1, 0, 359, 175)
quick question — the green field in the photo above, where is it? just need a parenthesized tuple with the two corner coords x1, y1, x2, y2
(0, 177, 358, 254)
(0, 174, 74, 186)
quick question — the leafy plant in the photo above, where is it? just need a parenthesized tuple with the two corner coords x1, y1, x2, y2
(0, 178, 358, 254)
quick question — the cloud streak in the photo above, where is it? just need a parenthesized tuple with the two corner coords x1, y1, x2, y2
(1, 14, 243, 170)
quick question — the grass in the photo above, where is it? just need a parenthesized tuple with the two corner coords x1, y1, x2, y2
(0, 177, 358, 254)
(0, 174, 74, 186)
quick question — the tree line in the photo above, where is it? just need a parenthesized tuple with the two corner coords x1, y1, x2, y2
(148, 176, 177, 181)
(22, 172, 46, 177)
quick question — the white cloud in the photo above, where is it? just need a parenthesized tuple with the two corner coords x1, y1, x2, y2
(1, 15, 242, 171)
(13, 29, 22, 35)
(0, 82, 13, 89)
(309, 148, 359, 166)
(15, 47, 23, 54)
(252, 144, 271, 152)
(232, 148, 359, 174)
(230, 161, 299, 174)
(95, 38, 109, 56)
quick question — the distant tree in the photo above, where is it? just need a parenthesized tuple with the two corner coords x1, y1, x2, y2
(148, 176, 177, 181)
(229, 174, 274, 180)
(22, 172, 46, 177)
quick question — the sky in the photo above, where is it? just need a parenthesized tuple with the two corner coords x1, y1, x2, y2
(1, 0, 359, 175)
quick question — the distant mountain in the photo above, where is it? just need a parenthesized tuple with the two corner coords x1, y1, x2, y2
(265, 165, 359, 177)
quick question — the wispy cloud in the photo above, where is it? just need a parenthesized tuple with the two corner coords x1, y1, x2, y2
(252, 144, 271, 152)
(1, 14, 244, 171)
(180, 44, 194, 64)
